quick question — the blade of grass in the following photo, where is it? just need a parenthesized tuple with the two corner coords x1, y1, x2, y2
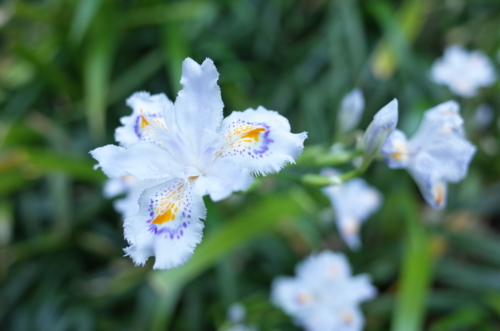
(83, 5, 116, 141)
(68, 0, 103, 46)
(391, 192, 432, 331)
(161, 23, 189, 93)
(108, 49, 163, 105)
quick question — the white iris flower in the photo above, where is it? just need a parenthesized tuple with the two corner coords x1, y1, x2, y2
(271, 251, 376, 331)
(431, 45, 496, 98)
(91, 58, 307, 269)
(381, 101, 476, 209)
(321, 169, 382, 249)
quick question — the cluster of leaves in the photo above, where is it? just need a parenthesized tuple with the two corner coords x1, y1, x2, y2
(1, 0, 500, 330)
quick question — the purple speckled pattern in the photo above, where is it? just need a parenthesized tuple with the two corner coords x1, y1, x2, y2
(222, 119, 274, 159)
(133, 113, 159, 139)
(146, 180, 193, 240)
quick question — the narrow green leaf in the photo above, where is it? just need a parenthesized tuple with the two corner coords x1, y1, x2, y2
(161, 23, 189, 93)
(391, 192, 432, 331)
(68, 0, 103, 45)
(108, 49, 163, 105)
(83, 8, 116, 141)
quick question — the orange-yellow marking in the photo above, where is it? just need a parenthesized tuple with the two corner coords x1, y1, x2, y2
(391, 151, 405, 160)
(240, 127, 266, 142)
(342, 311, 353, 324)
(151, 208, 176, 224)
(150, 183, 186, 225)
(435, 184, 444, 206)
(297, 293, 312, 303)
(139, 115, 150, 130)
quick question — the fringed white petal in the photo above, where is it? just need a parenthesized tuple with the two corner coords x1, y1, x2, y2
(115, 92, 173, 146)
(194, 158, 254, 201)
(174, 58, 224, 153)
(90, 143, 179, 181)
(123, 178, 206, 270)
(217, 107, 307, 176)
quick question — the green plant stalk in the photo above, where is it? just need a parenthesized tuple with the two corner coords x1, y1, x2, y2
(391, 193, 432, 331)
(300, 157, 370, 187)
(296, 147, 363, 167)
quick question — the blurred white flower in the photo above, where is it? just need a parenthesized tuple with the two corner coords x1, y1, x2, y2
(227, 325, 258, 331)
(338, 88, 365, 134)
(473, 104, 494, 131)
(271, 251, 376, 331)
(363, 99, 398, 161)
(225, 303, 258, 331)
(321, 169, 382, 249)
(227, 303, 246, 324)
(431, 45, 496, 98)
(91, 58, 307, 270)
(382, 100, 476, 209)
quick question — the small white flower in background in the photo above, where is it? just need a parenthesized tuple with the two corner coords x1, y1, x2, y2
(226, 303, 258, 331)
(271, 250, 376, 331)
(382, 100, 476, 209)
(473, 104, 494, 131)
(90, 58, 307, 270)
(362, 99, 398, 161)
(227, 325, 258, 331)
(431, 45, 497, 98)
(321, 168, 382, 249)
(337, 88, 365, 134)
(227, 303, 246, 324)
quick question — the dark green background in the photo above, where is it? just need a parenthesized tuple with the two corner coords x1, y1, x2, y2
(1, 0, 500, 330)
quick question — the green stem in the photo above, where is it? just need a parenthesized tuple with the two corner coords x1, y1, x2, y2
(295, 147, 363, 167)
(391, 192, 432, 331)
(300, 158, 370, 187)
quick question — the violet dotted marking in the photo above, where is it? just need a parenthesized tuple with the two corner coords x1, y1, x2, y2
(133, 113, 160, 139)
(221, 119, 274, 159)
(147, 180, 193, 240)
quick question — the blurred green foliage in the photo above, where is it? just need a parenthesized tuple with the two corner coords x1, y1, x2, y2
(1, 0, 500, 330)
